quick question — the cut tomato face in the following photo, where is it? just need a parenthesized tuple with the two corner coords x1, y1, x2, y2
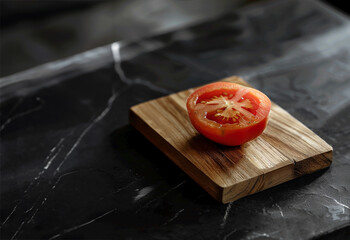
(186, 82, 271, 146)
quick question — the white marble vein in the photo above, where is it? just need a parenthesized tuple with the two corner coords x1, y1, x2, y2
(172, 180, 187, 190)
(55, 87, 119, 173)
(32, 140, 65, 182)
(98, 179, 141, 201)
(113, 179, 140, 194)
(9, 196, 49, 240)
(9, 221, 25, 240)
(245, 231, 281, 240)
(43, 144, 64, 171)
(220, 202, 233, 229)
(0, 97, 44, 132)
(27, 198, 47, 224)
(222, 229, 237, 240)
(1, 97, 23, 119)
(9, 170, 89, 240)
(307, 192, 350, 211)
(111, 42, 132, 85)
(8, 83, 123, 239)
(275, 203, 285, 217)
(24, 205, 34, 214)
(25, 138, 64, 192)
(48, 208, 117, 240)
(1, 137, 64, 229)
(162, 209, 184, 226)
(52, 170, 90, 190)
(1, 205, 17, 228)
(111, 42, 171, 94)
(323, 194, 350, 221)
(324, 195, 350, 210)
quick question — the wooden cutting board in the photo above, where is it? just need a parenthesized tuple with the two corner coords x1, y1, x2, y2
(129, 76, 333, 203)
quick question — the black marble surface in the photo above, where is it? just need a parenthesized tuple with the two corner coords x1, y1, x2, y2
(0, 0, 246, 77)
(1, 0, 350, 239)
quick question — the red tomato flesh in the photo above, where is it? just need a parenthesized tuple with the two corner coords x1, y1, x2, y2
(186, 82, 271, 146)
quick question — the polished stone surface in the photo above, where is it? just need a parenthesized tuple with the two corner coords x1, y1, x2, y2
(1, 0, 350, 239)
(0, 0, 245, 77)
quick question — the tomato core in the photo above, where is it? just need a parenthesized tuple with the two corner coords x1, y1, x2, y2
(186, 82, 271, 146)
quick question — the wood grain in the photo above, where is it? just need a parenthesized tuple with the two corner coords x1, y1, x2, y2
(129, 76, 333, 203)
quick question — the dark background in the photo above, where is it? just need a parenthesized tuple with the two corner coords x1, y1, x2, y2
(0, 0, 349, 77)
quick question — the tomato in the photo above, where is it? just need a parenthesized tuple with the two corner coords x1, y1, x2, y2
(186, 82, 271, 146)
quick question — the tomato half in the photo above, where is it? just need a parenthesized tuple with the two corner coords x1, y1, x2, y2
(186, 82, 271, 146)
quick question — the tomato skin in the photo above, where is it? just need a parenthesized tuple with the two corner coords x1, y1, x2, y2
(186, 82, 271, 146)
(192, 116, 268, 146)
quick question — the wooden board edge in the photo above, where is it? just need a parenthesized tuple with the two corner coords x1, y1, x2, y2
(222, 150, 333, 204)
(221, 162, 295, 203)
(294, 150, 333, 176)
(129, 107, 224, 202)
(222, 175, 264, 203)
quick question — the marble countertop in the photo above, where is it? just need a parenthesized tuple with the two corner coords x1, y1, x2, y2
(1, 0, 349, 239)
